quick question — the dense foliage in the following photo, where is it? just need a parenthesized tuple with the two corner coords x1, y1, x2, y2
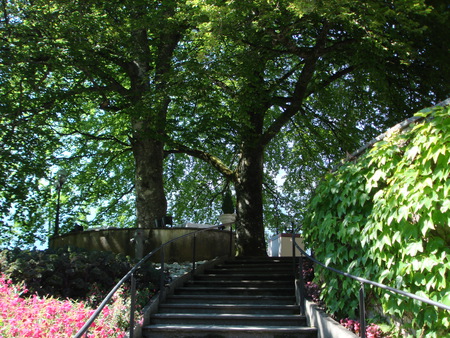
(1, 0, 449, 254)
(304, 103, 450, 336)
(0, 248, 159, 302)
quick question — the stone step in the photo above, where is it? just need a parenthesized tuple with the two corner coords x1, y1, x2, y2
(164, 294, 297, 305)
(213, 262, 294, 269)
(142, 256, 317, 338)
(150, 313, 307, 327)
(214, 267, 296, 275)
(142, 324, 318, 338)
(158, 303, 300, 315)
(222, 259, 295, 265)
(174, 286, 294, 296)
(231, 256, 295, 262)
(194, 273, 294, 281)
(185, 279, 294, 288)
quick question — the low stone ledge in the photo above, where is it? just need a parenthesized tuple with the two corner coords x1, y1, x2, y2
(305, 300, 358, 338)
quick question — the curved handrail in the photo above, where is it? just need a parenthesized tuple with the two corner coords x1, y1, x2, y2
(294, 242, 450, 310)
(74, 223, 234, 338)
(293, 240, 450, 338)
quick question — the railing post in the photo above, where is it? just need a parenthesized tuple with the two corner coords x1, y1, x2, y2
(359, 282, 366, 338)
(192, 233, 197, 275)
(298, 255, 306, 316)
(292, 228, 296, 277)
(129, 272, 136, 338)
(229, 224, 233, 256)
(159, 247, 165, 299)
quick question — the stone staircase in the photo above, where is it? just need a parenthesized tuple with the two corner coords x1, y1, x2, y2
(142, 256, 317, 338)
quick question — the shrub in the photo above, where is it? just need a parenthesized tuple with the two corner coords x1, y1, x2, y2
(0, 247, 159, 304)
(304, 104, 450, 336)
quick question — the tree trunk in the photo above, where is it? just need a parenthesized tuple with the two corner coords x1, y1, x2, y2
(127, 13, 180, 228)
(234, 142, 267, 256)
(131, 130, 167, 228)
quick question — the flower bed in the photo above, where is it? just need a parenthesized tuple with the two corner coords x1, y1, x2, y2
(0, 274, 127, 338)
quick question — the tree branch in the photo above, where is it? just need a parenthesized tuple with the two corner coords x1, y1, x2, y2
(261, 53, 319, 146)
(57, 128, 131, 147)
(306, 65, 356, 96)
(165, 144, 237, 183)
(262, 24, 357, 146)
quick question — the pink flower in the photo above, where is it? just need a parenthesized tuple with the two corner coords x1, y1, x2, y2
(0, 276, 128, 338)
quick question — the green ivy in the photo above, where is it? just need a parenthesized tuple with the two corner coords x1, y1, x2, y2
(304, 104, 450, 337)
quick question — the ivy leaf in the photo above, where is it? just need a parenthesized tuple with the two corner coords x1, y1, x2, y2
(406, 241, 423, 257)
(406, 145, 420, 161)
(371, 169, 386, 185)
(415, 108, 434, 118)
(440, 200, 450, 213)
(396, 205, 410, 223)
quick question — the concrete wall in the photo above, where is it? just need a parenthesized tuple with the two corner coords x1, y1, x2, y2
(49, 227, 234, 262)
(305, 300, 359, 338)
(267, 233, 305, 257)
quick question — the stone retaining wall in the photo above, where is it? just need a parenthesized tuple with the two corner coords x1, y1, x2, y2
(49, 227, 234, 262)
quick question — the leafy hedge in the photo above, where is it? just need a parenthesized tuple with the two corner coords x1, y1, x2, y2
(304, 104, 450, 337)
(0, 247, 159, 303)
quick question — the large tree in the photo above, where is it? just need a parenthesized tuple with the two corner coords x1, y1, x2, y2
(166, 0, 449, 255)
(1, 0, 191, 245)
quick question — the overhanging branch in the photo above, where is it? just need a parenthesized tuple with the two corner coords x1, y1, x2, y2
(307, 65, 356, 96)
(165, 144, 237, 183)
(57, 128, 131, 147)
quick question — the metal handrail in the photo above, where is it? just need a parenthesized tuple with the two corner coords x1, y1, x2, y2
(292, 238, 450, 338)
(74, 223, 234, 338)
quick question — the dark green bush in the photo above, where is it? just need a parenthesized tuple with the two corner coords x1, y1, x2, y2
(221, 190, 235, 214)
(0, 247, 160, 302)
(304, 104, 450, 337)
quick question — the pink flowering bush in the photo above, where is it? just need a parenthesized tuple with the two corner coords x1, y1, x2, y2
(304, 281, 321, 304)
(0, 274, 127, 337)
(340, 318, 385, 338)
(365, 323, 385, 338)
(340, 318, 361, 334)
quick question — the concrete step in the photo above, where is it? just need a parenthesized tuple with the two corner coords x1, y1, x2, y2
(213, 263, 293, 269)
(150, 313, 307, 326)
(174, 286, 294, 296)
(142, 324, 318, 338)
(231, 256, 295, 262)
(164, 294, 297, 305)
(221, 260, 294, 266)
(204, 267, 293, 275)
(185, 279, 294, 288)
(158, 303, 300, 315)
(194, 273, 294, 281)
(142, 256, 317, 338)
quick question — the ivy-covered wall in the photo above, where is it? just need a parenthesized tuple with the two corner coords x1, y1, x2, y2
(304, 103, 450, 337)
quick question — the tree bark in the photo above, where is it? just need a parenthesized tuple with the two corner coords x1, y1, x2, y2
(131, 129, 167, 228)
(233, 104, 268, 256)
(234, 142, 267, 256)
(127, 3, 180, 228)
